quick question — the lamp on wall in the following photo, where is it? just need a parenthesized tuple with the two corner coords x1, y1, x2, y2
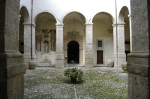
(72, 17, 76, 35)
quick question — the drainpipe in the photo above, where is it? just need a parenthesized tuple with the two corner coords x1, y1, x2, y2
(31, 0, 33, 59)
(115, 0, 118, 67)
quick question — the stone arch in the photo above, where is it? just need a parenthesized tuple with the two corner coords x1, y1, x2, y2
(92, 11, 114, 66)
(92, 12, 115, 24)
(20, 6, 30, 23)
(117, 6, 131, 67)
(62, 11, 87, 25)
(118, 6, 131, 52)
(67, 40, 80, 47)
(118, 6, 129, 23)
(19, 6, 30, 54)
(34, 11, 58, 24)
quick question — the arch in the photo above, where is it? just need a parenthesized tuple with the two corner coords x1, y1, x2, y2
(67, 40, 80, 47)
(34, 11, 58, 24)
(92, 11, 115, 24)
(118, 6, 129, 23)
(20, 6, 30, 23)
(62, 10, 87, 24)
(67, 40, 79, 47)
(67, 41, 79, 63)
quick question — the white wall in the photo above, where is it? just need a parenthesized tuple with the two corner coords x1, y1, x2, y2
(93, 20, 113, 66)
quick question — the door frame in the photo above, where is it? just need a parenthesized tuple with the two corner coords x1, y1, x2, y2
(95, 39, 105, 65)
(96, 50, 104, 65)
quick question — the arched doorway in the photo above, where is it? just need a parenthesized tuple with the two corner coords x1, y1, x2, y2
(67, 41, 79, 63)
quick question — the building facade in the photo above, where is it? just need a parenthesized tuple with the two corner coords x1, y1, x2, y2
(0, 0, 150, 99)
(19, 0, 131, 69)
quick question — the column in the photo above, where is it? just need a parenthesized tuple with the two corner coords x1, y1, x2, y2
(112, 24, 118, 68)
(127, 0, 150, 98)
(117, 23, 126, 68)
(29, 24, 36, 69)
(85, 23, 94, 69)
(128, 15, 132, 52)
(23, 23, 36, 69)
(55, 23, 64, 69)
(0, 0, 25, 98)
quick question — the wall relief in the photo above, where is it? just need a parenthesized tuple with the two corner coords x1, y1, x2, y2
(36, 29, 56, 54)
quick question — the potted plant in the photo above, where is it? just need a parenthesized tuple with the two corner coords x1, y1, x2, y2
(64, 66, 83, 82)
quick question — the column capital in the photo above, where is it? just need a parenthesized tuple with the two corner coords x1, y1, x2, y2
(128, 14, 132, 18)
(55, 23, 64, 26)
(85, 23, 93, 26)
(19, 15, 21, 20)
(112, 22, 125, 27)
(23, 23, 36, 26)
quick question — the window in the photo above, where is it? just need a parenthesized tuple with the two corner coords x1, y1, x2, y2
(98, 40, 102, 47)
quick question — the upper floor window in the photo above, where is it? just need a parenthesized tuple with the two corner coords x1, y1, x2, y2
(98, 40, 102, 47)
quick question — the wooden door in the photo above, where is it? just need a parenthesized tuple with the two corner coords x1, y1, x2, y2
(97, 50, 103, 64)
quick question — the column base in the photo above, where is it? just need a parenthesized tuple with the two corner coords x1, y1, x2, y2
(29, 59, 36, 70)
(85, 54, 94, 69)
(55, 54, 64, 69)
(118, 53, 126, 68)
(85, 58, 94, 69)
(55, 59, 64, 69)
(127, 52, 149, 99)
(0, 53, 25, 99)
(24, 53, 36, 69)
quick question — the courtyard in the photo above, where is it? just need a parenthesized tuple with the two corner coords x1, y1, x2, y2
(24, 67, 128, 99)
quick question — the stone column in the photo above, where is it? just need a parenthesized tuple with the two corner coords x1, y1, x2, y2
(127, 0, 150, 98)
(85, 23, 94, 69)
(55, 23, 64, 69)
(0, 0, 25, 98)
(23, 23, 31, 65)
(23, 23, 36, 69)
(117, 23, 126, 68)
(29, 24, 36, 69)
(128, 15, 132, 52)
(112, 24, 118, 68)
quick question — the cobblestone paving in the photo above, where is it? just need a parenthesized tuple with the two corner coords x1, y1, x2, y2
(24, 67, 128, 99)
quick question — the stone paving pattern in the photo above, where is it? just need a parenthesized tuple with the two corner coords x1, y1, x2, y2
(24, 67, 128, 99)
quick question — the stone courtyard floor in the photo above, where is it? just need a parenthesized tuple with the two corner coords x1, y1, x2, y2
(24, 67, 128, 99)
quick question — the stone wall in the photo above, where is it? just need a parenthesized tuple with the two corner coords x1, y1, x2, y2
(127, 0, 150, 98)
(0, 0, 25, 98)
